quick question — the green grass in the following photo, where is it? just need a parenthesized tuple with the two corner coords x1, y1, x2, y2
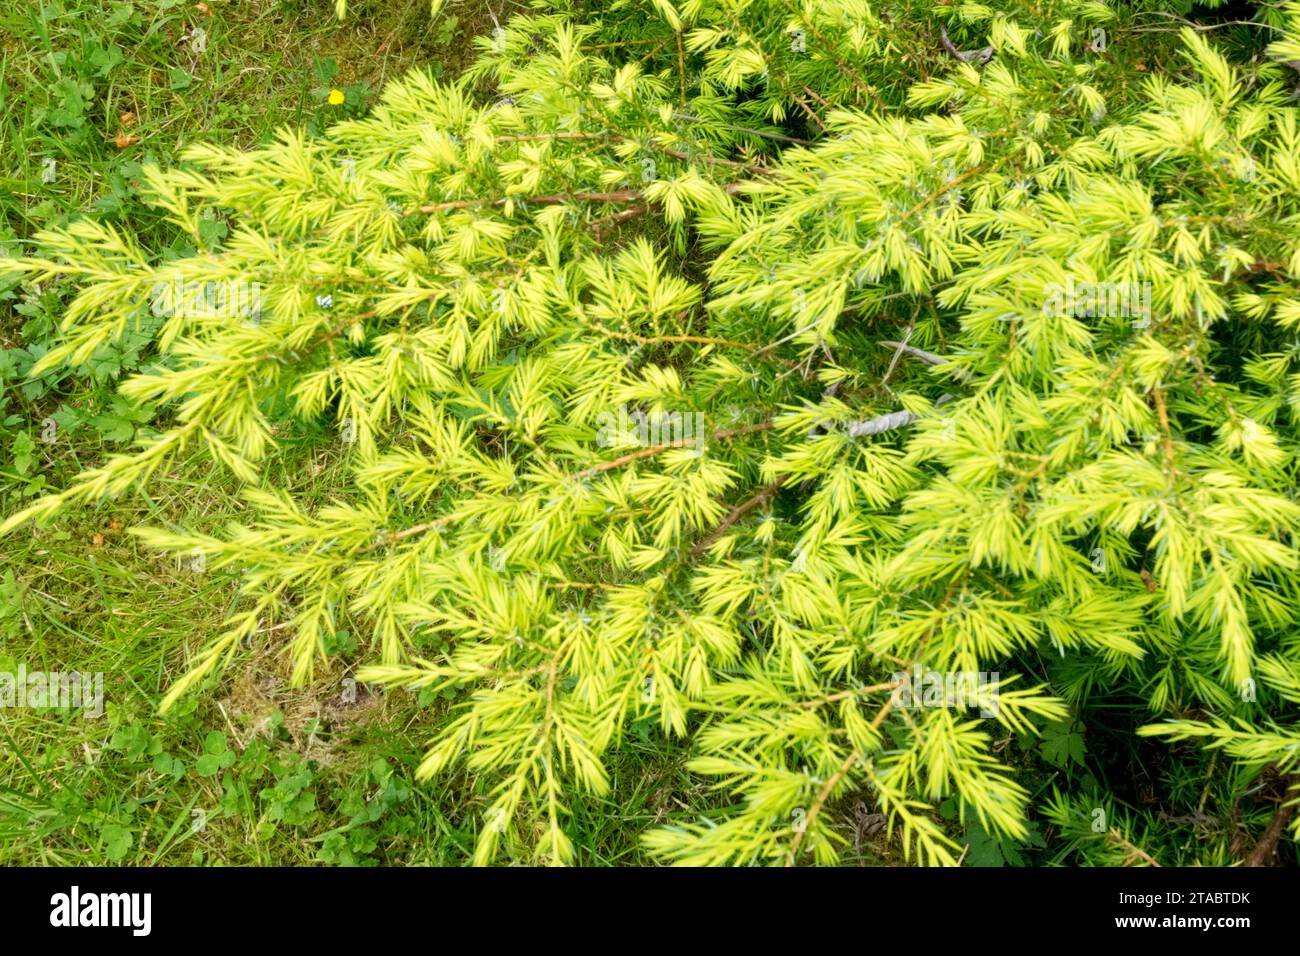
(0, 0, 485, 233)
(0, 0, 528, 867)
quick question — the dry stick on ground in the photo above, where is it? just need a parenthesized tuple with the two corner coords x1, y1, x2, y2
(840, 382, 958, 438)
(816, 338, 973, 437)
(938, 25, 994, 65)
(1245, 773, 1299, 866)
(879, 327, 914, 387)
(843, 403, 949, 438)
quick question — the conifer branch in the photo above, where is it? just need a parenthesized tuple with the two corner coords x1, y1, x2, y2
(574, 420, 774, 478)
(419, 181, 747, 216)
(787, 584, 960, 863)
(776, 0, 888, 110)
(585, 322, 799, 365)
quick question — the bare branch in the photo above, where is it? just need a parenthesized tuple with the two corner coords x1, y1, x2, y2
(939, 26, 993, 65)
(878, 340, 975, 384)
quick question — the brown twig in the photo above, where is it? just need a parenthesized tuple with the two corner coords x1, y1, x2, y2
(420, 181, 748, 216)
(800, 680, 903, 709)
(691, 475, 788, 556)
(1107, 830, 1164, 867)
(492, 132, 606, 142)
(358, 514, 455, 554)
(1245, 773, 1299, 867)
(574, 420, 774, 479)
(420, 189, 643, 214)
(902, 161, 993, 219)
(791, 92, 830, 132)
(1151, 386, 1177, 475)
(589, 205, 647, 239)
(585, 321, 799, 366)
(660, 147, 752, 171)
(675, 30, 687, 107)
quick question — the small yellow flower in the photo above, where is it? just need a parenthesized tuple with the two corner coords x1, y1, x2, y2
(328, 89, 345, 106)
